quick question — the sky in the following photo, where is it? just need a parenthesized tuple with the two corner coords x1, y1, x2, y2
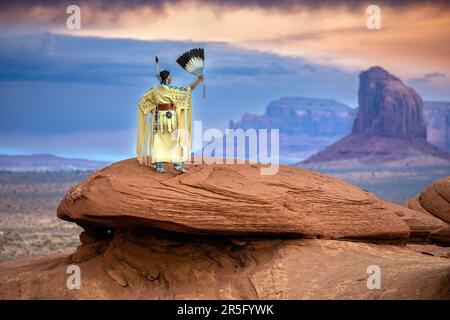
(0, 0, 449, 161)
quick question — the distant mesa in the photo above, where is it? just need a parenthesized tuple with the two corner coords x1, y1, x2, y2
(423, 101, 450, 152)
(229, 96, 355, 138)
(300, 66, 450, 167)
(227, 97, 357, 162)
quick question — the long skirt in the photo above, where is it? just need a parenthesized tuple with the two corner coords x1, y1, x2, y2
(151, 109, 187, 163)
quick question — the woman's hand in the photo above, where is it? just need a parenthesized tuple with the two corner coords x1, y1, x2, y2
(190, 74, 204, 90)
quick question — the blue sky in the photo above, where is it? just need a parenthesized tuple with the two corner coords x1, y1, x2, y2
(0, 32, 448, 161)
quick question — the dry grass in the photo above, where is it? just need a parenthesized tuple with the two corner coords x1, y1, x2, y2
(0, 171, 91, 262)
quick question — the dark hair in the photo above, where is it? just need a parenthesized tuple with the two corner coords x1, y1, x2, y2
(159, 70, 170, 84)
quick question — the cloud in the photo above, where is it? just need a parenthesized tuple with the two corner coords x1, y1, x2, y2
(0, 33, 360, 136)
(1, 0, 449, 82)
(424, 72, 446, 80)
(2, 0, 450, 31)
(0, 33, 328, 86)
(2, 0, 450, 11)
(412, 72, 447, 84)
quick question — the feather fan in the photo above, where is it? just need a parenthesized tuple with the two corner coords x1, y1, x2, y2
(176, 48, 206, 98)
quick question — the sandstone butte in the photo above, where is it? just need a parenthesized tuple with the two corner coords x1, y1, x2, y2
(302, 66, 450, 166)
(0, 158, 449, 299)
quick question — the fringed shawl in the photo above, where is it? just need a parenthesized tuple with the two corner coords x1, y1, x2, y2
(136, 85, 192, 165)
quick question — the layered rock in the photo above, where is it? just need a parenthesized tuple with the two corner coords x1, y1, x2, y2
(301, 67, 450, 166)
(56, 158, 447, 242)
(1, 232, 450, 299)
(405, 176, 450, 245)
(405, 176, 450, 223)
(429, 227, 450, 246)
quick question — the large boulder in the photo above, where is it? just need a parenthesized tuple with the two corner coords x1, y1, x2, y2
(56, 158, 419, 241)
(405, 176, 450, 245)
(405, 176, 450, 223)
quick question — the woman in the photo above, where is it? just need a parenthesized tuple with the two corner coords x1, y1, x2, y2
(136, 69, 203, 173)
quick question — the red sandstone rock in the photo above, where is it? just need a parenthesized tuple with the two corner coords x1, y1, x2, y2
(419, 176, 450, 223)
(404, 176, 450, 244)
(405, 176, 450, 224)
(56, 158, 417, 241)
(429, 226, 450, 246)
(1, 232, 449, 299)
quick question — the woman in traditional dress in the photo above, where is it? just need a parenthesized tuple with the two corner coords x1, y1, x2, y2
(136, 70, 203, 173)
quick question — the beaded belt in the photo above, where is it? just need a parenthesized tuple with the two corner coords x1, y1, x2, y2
(157, 103, 175, 111)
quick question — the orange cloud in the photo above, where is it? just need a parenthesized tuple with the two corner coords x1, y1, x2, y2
(2, 1, 449, 80)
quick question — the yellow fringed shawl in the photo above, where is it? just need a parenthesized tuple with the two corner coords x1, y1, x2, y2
(136, 85, 193, 165)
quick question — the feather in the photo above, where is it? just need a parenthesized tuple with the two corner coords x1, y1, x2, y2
(155, 56, 161, 82)
(176, 48, 205, 75)
(176, 48, 206, 98)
